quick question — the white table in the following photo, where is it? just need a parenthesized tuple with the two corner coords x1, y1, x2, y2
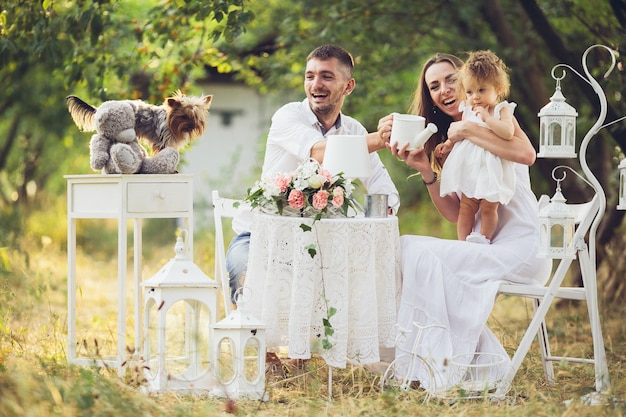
(66, 174, 193, 375)
(245, 212, 401, 368)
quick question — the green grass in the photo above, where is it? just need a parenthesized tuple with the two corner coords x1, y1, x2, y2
(1, 224, 625, 416)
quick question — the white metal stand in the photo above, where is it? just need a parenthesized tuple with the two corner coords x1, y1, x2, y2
(496, 44, 618, 400)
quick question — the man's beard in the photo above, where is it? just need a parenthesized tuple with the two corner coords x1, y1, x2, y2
(311, 100, 335, 116)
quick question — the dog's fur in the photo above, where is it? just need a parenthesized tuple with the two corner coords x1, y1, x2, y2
(66, 91, 213, 153)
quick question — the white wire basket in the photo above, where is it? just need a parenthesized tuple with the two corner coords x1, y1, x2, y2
(380, 319, 513, 400)
(428, 352, 512, 400)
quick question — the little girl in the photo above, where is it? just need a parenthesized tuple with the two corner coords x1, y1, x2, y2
(436, 50, 516, 244)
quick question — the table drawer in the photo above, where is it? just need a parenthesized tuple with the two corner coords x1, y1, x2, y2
(69, 181, 121, 214)
(127, 182, 191, 213)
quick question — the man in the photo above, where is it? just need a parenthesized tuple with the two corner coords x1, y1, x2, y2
(226, 44, 400, 307)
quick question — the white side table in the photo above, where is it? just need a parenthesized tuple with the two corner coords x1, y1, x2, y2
(66, 174, 193, 376)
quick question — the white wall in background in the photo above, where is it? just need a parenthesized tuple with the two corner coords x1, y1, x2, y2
(180, 82, 282, 230)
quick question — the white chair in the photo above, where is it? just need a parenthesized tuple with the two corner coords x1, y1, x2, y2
(212, 190, 242, 317)
(495, 193, 610, 398)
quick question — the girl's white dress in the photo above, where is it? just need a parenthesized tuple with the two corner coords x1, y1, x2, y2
(395, 163, 552, 392)
(439, 101, 517, 204)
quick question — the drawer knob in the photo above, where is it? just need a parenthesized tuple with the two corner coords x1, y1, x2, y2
(157, 192, 166, 200)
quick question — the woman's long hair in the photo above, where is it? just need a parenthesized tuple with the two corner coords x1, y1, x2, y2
(408, 53, 463, 173)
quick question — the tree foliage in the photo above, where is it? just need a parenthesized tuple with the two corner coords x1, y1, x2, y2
(0, 0, 252, 243)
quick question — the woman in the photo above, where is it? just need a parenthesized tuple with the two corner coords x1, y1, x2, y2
(378, 53, 552, 392)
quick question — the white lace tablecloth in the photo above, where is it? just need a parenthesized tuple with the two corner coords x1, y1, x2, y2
(245, 212, 402, 368)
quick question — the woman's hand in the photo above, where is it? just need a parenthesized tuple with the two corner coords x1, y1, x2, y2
(390, 140, 431, 174)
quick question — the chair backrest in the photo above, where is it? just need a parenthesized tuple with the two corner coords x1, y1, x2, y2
(212, 190, 242, 316)
(500, 193, 600, 296)
(537, 192, 599, 226)
(570, 196, 601, 239)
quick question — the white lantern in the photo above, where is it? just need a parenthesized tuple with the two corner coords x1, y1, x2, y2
(618, 159, 626, 210)
(537, 79, 578, 158)
(141, 232, 220, 393)
(538, 180, 576, 259)
(211, 293, 268, 401)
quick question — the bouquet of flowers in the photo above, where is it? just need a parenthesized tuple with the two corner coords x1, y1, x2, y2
(245, 158, 357, 218)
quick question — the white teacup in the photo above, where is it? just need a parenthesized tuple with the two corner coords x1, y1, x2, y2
(390, 113, 438, 151)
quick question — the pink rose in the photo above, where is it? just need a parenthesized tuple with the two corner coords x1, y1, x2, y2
(312, 190, 329, 210)
(332, 187, 344, 207)
(275, 174, 292, 193)
(288, 189, 305, 209)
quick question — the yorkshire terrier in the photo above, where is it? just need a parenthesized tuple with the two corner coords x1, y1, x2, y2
(66, 90, 213, 153)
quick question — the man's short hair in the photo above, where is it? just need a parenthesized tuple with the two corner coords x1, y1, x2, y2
(307, 44, 354, 78)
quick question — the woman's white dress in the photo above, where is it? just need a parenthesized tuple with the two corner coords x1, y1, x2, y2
(439, 101, 517, 204)
(395, 163, 552, 391)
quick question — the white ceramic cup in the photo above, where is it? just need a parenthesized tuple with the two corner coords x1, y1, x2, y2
(390, 113, 426, 150)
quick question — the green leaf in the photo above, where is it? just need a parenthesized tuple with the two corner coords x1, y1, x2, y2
(0, 247, 10, 271)
(305, 244, 316, 258)
(300, 223, 312, 232)
(327, 306, 337, 318)
(90, 13, 103, 46)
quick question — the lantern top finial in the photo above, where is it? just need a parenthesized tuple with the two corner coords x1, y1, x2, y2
(174, 235, 186, 259)
(552, 177, 567, 204)
(214, 288, 267, 329)
(234, 287, 249, 310)
(538, 81, 578, 118)
(541, 172, 575, 220)
(141, 231, 218, 288)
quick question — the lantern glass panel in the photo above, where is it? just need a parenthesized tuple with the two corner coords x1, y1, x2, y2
(566, 223, 574, 244)
(566, 121, 575, 146)
(550, 122, 562, 146)
(217, 337, 236, 383)
(145, 298, 159, 375)
(244, 337, 260, 383)
(145, 300, 211, 378)
(550, 224, 565, 248)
